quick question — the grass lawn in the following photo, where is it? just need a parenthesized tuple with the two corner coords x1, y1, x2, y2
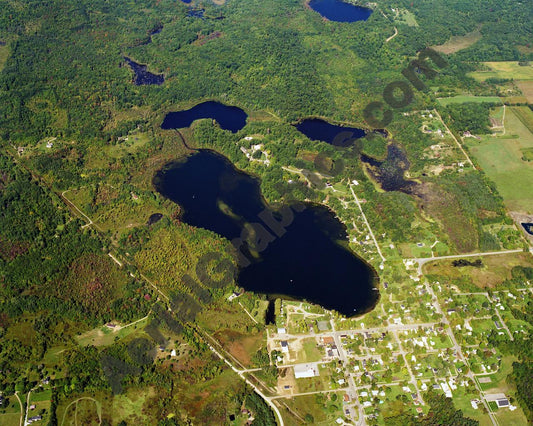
(452, 388, 493, 426)
(296, 338, 323, 363)
(31, 389, 52, 402)
(465, 107, 533, 213)
(494, 405, 529, 425)
(76, 316, 150, 347)
(475, 355, 516, 394)
(468, 62, 533, 81)
(437, 96, 502, 107)
(0, 413, 21, 426)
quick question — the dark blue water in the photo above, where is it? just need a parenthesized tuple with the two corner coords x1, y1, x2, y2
(154, 150, 378, 316)
(124, 57, 164, 85)
(522, 223, 533, 235)
(309, 0, 372, 22)
(188, 8, 205, 18)
(295, 118, 366, 146)
(161, 101, 248, 133)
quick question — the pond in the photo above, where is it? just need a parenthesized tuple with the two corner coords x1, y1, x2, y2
(154, 149, 378, 316)
(308, 0, 372, 23)
(161, 101, 248, 133)
(360, 144, 416, 192)
(124, 57, 164, 85)
(522, 223, 533, 236)
(295, 118, 366, 146)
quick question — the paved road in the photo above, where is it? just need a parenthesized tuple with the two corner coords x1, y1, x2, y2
(422, 279, 498, 426)
(433, 109, 474, 167)
(205, 341, 284, 426)
(349, 185, 386, 264)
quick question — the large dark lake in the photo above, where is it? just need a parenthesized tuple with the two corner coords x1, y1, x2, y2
(295, 118, 366, 145)
(154, 150, 378, 316)
(161, 101, 248, 133)
(308, 0, 372, 22)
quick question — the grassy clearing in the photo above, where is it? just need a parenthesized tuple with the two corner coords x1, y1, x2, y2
(0, 413, 21, 426)
(468, 62, 533, 82)
(394, 9, 418, 27)
(111, 387, 155, 423)
(432, 28, 481, 54)
(76, 316, 150, 347)
(516, 81, 533, 103)
(423, 252, 533, 289)
(512, 105, 533, 134)
(465, 107, 533, 213)
(31, 389, 52, 402)
(295, 338, 323, 363)
(437, 96, 502, 107)
(280, 393, 345, 426)
(494, 405, 529, 425)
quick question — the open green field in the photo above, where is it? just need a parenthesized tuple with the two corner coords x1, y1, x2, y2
(494, 405, 529, 426)
(512, 106, 533, 134)
(437, 96, 502, 107)
(469, 62, 533, 82)
(394, 9, 418, 26)
(76, 316, 150, 347)
(432, 28, 481, 55)
(465, 107, 533, 213)
(0, 413, 21, 426)
(281, 392, 345, 426)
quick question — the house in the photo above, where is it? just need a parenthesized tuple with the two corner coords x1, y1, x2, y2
(281, 341, 289, 353)
(29, 404, 36, 410)
(322, 336, 334, 345)
(294, 364, 318, 379)
(496, 398, 510, 408)
(277, 327, 286, 335)
(28, 416, 42, 424)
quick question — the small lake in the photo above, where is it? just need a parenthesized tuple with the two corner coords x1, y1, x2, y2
(308, 0, 372, 22)
(124, 57, 164, 85)
(154, 150, 378, 316)
(161, 101, 248, 133)
(295, 118, 366, 146)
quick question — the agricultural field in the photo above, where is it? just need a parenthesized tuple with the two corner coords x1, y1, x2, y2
(516, 81, 533, 103)
(465, 107, 533, 213)
(432, 28, 482, 55)
(468, 61, 533, 82)
(437, 96, 502, 107)
(423, 252, 533, 290)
